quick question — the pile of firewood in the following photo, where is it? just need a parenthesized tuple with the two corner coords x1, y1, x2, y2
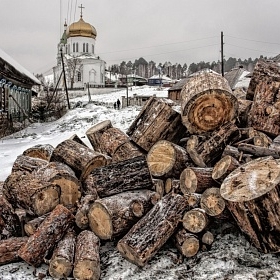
(1, 59, 280, 280)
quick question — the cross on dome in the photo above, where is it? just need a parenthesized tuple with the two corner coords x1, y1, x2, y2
(78, 4, 85, 18)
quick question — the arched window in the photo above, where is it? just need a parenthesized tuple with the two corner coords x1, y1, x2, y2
(86, 43, 88, 53)
(83, 43, 85, 52)
(77, 71, 82, 82)
(73, 43, 75, 52)
(76, 42, 79, 52)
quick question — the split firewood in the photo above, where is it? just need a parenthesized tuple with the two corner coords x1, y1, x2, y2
(248, 59, 280, 137)
(0, 237, 28, 265)
(15, 208, 29, 237)
(179, 167, 217, 194)
(0, 193, 22, 239)
(86, 120, 113, 153)
(237, 143, 280, 159)
(152, 178, 165, 198)
(49, 230, 76, 279)
(127, 96, 186, 152)
(34, 161, 81, 209)
(212, 155, 241, 184)
(173, 227, 200, 258)
(3, 171, 60, 216)
(75, 194, 98, 230)
(73, 230, 100, 280)
(88, 190, 157, 240)
(83, 156, 153, 197)
(24, 213, 50, 236)
(181, 71, 238, 134)
(111, 141, 144, 163)
(182, 208, 209, 233)
(220, 156, 280, 253)
(11, 155, 48, 173)
(50, 139, 107, 181)
(117, 193, 188, 267)
(18, 204, 74, 267)
(165, 178, 180, 194)
(186, 135, 207, 168)
(200, 187, 226, 217)
(147, 140, 192, 178)
(187, 122, 241, 167)
(236, 99, 252, 128)
(69, 133, 88, 147)
(22, 144, 54, 161)
(183, 193, 201, 209)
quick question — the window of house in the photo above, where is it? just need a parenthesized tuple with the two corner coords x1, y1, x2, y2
(83, 43, 85, 52)
(73, 43, 75, 52)
(86, 43, 88, 53)
(77, 71, 81, 82)
(76, 43, 79, 52)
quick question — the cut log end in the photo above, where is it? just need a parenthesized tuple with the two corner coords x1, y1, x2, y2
(180, 168, 197, 194)
(73, 260, 100, 280)
(180, 236, 200, 257)
(182, 209, 208, 233)
(49, 257, 73, 279)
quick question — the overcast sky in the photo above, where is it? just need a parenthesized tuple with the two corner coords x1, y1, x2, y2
(1, 0, 280, 75)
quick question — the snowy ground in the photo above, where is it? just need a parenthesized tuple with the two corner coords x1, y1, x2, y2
(1, 86, 280, 280)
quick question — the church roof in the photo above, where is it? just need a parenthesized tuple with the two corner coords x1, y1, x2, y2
(66, 16, 97, 39)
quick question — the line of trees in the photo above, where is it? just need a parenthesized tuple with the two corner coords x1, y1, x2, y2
(107, 56, 267, 80)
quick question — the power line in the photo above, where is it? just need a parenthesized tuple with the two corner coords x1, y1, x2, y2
(226, 35, 280, 46)
(226, 43, 278, 55)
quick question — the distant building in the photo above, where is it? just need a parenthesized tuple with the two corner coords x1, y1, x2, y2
(224, 66, 251, 90)
(53, 6, 105, 90)
(0, 47, 40, 135)
(148, 74, 173, 87)
(168, 77, 189, 103)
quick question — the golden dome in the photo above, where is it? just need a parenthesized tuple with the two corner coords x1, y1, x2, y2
(66, 17, 97, 39)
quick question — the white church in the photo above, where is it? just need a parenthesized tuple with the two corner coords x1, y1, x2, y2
(53, 5, 106, 89)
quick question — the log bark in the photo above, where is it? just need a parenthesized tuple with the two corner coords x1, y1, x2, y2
(117, 193, 188, 267)
(248, 59, 280, 137)
(86, 120, 113, 153)
(222, 145, 253, 163)
(180, 167, 217, 194)
(220, 156, 280, 253)
(88, 190, 157, 240)
(24, 213, 50, 236)
(35, 161, 81, 209)
(83, 156, 153, 197)
(75, 194, 98, 230)
(18, 204, 74, 267)
(11, 155, 48, 173)
(212, 155, 241, 184)
(73, 230, 100, 280)
(49, 230, 76, 279)
(238, 143, 280, 159)
(22, 144, 54, 161)
(165, 178, 180, 194)
(187, 122, 241, 167)
(174, 227, 200, 257)
(248, 127, 272, 148)
(200, 187, 226, 217)
(3, 171, 60, 216)
(127, 96, 186, 152)
(181, 71, 238, 134)
(50, 139, 107, 181)
(0, 193, 22, 239)
(182, 208, 209, 233)
(0, 237, 28, 265)
(152, 178, 165, 198)
(147, 140, 192, 178)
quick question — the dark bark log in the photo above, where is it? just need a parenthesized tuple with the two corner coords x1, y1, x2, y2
(0, 237, 28, 265)
(73, 230, 100, 280)
(180, 167, 217, 194)
(50, 139, 107, 181)
(222, 145, 253, 163)
(212, 155, 241, 184)
(22, 144, 54, 161)
(75, 194, 98, 230)
(83, 156, 153, 197)
(200, 187, 226, 217)
(49, 230, 76, 279)
(165, 178, 181, 194)
(152, 178, 165, 198)
(88, 190, 157, 240)
(174, 227, 200, 257)
(147, 140, 192, 178)
(3, 171, 60, 216)
(0, 193, 22, 239)
(187, 122, 241, 167)
(117, 193, 188, 267)
(35, 161, 81, 209)
(220, 156, 280, 253)
(238, 143, 280, 159)
(181, 71, 238, 134)
(86, 120, 113, 153)
(24, 213, 50, 236)
(236, 99, 252, 128)
(12, 155, 48, 174)
(18, 204, 74, 267)
(182, 208, 209, 233)
(127, 96, 186, 152)
(248, 59, 280, 137)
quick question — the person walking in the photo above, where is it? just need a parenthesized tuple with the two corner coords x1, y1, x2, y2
(117, 99, 121, 110)
(113, 102, 117, 109)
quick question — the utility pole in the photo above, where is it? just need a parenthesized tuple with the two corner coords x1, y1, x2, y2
(60, 48, 70, 109)
(126, 74, 128, 107)
(221, 31, 224, 77)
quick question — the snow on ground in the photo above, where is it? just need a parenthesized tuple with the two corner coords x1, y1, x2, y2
(1, 86, 280, 280)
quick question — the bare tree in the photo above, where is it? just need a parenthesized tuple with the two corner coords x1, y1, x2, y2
(64, 55, 82, 89)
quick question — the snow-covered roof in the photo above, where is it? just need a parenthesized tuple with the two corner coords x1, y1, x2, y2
(0, 47, 40, 85)
(148, 74, 172, 81)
